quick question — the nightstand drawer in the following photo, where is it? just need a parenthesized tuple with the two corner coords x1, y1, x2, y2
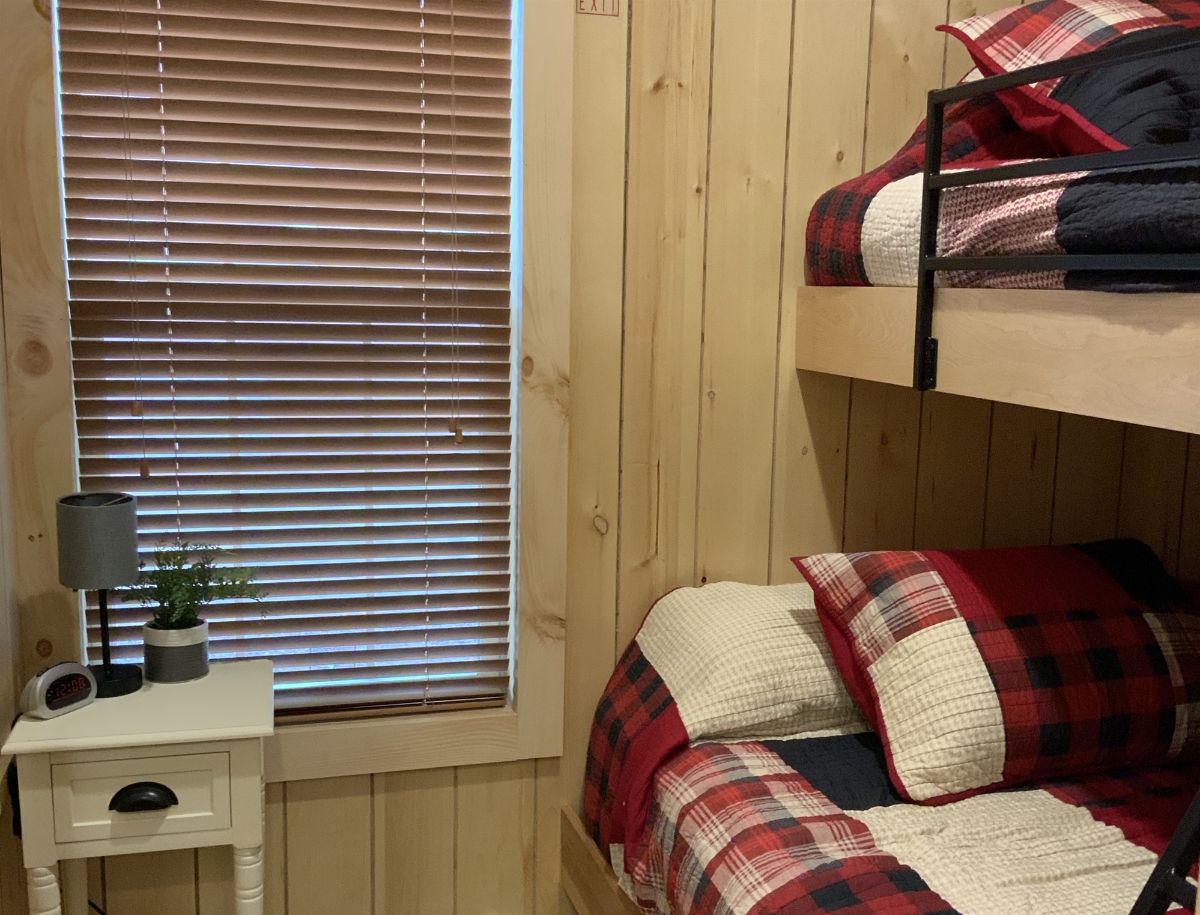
(51, 751, 232, 843)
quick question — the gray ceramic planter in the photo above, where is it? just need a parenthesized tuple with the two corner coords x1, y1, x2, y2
(143, 620, 209, 683)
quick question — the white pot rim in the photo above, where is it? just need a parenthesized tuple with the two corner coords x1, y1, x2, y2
(143, 619, 208, 648)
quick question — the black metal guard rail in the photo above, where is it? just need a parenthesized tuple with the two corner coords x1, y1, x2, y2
(912, 26, 1200, 391)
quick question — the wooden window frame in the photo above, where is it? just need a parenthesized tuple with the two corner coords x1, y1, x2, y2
(0, 0, 570, 782)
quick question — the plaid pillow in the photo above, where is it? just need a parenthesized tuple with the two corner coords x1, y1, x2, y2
(794, 540, 1200, 803)
(939, 0, 1184, 152)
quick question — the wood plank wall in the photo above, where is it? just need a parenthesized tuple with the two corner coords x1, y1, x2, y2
(3, 1, 1200, 913)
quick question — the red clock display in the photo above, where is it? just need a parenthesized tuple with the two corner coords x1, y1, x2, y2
(46, 672, 92, 710)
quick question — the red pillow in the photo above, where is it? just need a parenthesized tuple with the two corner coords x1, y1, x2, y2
(939, 0, 1181, 153)
(794, 540, 1200, 803)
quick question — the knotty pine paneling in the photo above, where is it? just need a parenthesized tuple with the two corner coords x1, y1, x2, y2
(1052, 414, 1126, 545)
(4, 2, 1200, 915)
(286, 776, 373, 915)
(616, 0, 713, 649)
(456, 761, 537, 915)
(694, 0, 793, 586)
(767, 0, 871, 578)
(982, 404, 1060, 548)
(561, 0, 628, 829)
(374, 768, 456, 915)
(913, 392, 993, 550)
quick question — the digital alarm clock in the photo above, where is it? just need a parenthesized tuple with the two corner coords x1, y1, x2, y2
(20, 662, 97, 719)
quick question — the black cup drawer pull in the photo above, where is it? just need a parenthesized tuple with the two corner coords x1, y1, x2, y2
(108, 781, 180, 813)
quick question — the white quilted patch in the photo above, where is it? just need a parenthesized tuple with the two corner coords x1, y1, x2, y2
(869, 618, 1006, 800)
(861, 172, 923, 286)
(854, 789, 1165, 914)
(637, 582, 865, 740)
(859, 166, 1068, 289)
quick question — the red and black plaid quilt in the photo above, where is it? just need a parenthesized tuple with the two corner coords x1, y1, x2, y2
(585, 653, 1200, 914)
(621, 732, 1199, 914)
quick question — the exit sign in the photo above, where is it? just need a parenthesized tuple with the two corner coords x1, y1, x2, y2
(577, 0, 619, 15)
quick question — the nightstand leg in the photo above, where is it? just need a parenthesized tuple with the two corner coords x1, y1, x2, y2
(233, 846, 264, 915)
(27, 866, 62, 915)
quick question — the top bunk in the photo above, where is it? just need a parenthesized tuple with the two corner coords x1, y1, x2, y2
(795, 14, 1200, 435)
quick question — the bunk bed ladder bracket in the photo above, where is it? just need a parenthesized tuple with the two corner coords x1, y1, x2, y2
(916, 335, 938, 391)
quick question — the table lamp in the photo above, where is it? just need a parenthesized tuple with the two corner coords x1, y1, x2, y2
(56, 492, 143, 698)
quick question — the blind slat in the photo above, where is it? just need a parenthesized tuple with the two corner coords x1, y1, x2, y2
(66, 202, 509, 234)
(61, 0, 515, 713)
(62, 75, 507, 118)
(60, 54, 509, 100)
(68, 240, 511, 270)
(76, 400, 509, 422)
(59, 33, 511, 77)
(61, 3, 510, 37)
(65, 160, 509, 197)
(66, 221, 510, 253)
(60, 0, 509, 22)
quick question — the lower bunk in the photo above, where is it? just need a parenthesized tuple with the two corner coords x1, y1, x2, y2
(567, 729, 1198, 915)
(566, 543, 1200, 915)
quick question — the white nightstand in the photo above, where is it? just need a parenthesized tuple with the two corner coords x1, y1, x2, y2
(2, 659, 274, 915)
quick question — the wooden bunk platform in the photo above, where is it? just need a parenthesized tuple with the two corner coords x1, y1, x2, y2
(795, 286, 1200, 435)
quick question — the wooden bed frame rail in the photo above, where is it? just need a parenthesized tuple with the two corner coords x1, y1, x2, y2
(796, 285, 1200, 435)
(561, 806, 642, 915)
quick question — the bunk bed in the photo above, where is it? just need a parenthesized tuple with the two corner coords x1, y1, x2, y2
(796, 26, 1200, 435)
(565, 14, 1200, 915)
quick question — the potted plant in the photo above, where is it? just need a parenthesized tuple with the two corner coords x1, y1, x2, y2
(123, 541, 262, 683)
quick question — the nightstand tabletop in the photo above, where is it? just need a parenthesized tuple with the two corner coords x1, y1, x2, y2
(2, 659, 274, 755)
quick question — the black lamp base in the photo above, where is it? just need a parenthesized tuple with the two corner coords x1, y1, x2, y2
(91, 663, 143, 699)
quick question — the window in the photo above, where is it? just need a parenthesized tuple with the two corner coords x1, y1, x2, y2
(55, 0, 517, 715)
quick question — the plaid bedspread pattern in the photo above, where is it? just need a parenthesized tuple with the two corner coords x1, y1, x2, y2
(584, 639, 688, 852)
(804, 92, 1054, 286)
(943, 0, 1170, 95)
(628, 742, 956, 915)
(625, 736, 1200, 915)
(967, 605, 1178, 786)
(803, 551, 959, 668)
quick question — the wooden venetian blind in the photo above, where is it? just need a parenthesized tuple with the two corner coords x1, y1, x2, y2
(56, 0, 516, 713)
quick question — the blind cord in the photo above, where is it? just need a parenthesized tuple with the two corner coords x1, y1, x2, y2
(418, 0, 431, 706)
(116, 0, 149, 480)
(448, 0, 463, 446)
(153, 0, 183, 536)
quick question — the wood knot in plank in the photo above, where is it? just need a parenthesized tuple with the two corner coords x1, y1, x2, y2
(16, 338, 52, 376)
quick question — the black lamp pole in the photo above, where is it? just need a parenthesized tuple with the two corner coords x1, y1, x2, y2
(98, 587, 112, 669)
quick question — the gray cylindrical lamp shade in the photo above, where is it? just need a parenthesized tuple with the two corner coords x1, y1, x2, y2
(57, 492, 140, 590)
